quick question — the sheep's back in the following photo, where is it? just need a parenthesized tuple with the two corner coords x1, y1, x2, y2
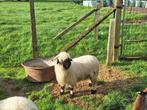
(73, 55, 99, 68)
(70, 55, 99, 80)
(0, 96, 38, 110)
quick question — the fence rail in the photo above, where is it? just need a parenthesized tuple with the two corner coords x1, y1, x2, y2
(53, 8, 98, 39)
(61, 9, 115, 51)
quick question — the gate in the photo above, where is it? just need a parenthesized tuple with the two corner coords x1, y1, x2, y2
(120, 0, 147, 60)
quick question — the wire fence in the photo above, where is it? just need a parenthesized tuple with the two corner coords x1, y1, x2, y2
(121, 0, 147, 58)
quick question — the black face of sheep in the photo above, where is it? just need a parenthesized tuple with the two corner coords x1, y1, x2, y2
(57, 58, 72, 69)
(132, 88, 147, 110)
(138, 91, 147, 96)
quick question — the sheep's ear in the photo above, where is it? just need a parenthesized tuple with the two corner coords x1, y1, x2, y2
(57, 59, 63, 64)
(57, 59, 60, 64)
(69, 58, 72, 61)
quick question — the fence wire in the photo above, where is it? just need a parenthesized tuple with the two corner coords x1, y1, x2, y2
(121, 0, 147, 58)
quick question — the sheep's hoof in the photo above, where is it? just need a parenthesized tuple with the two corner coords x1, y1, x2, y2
(69, 93, 74, 98)
(89, 83, 92, 87)
(60, 91, 64, 95)
(91, 90, 97, 94)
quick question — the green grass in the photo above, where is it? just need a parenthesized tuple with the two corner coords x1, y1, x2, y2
(0, 88, 8, 99)
(121, 10, 147, 57)
(29, 86, 82, 110)
(0, 2, 147, 110)
(1, 0, 72, 2)
(0, 2, 94, 66)
(80, 96, 103, 110)
(0, 68, 25, 78)
(99, 91, 127, 110)
(122, 21, 147, 57)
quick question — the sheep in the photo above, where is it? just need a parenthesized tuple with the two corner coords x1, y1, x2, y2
(0, 96, 38, 110)
(132, 88, 147, 110)
(53, 52, 99, 97)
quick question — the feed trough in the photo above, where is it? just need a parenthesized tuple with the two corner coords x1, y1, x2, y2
(22, 58, 55, 82)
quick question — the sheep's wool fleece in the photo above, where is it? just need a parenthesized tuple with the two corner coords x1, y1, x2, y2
(0, 96, 38, 110)
(55, 53, 99, 86)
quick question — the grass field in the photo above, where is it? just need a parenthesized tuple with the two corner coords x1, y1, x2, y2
(0, 2, 147, 110)
(1, 0, 72, 2)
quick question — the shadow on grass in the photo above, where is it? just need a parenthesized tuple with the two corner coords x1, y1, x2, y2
(0, 77, 50, 98)
(75, 76, 147, 98)
(1, 75, 146, 99)
(52, 76, 147, 98)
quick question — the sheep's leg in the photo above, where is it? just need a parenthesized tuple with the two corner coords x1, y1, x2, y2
(69, 87, 74, 98)
(60, 86, 65, 95)
(89, 82, 92, 87)
(90, 73, 97, 94)
(91, 83, 97, 94)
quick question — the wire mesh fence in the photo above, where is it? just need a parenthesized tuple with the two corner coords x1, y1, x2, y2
(120, 0, 147, 59)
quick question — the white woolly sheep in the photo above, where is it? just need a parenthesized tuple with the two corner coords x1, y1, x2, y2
(54, 52, 99, 97)
(0, 96, 38, 110)
(132, 88, 147, 110)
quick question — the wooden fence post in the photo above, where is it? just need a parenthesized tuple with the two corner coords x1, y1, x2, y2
(113, 0, 122, 61)
(106, 19, 115, 65)
(30, 0, 38, 58)
(94, 3, 101, 40)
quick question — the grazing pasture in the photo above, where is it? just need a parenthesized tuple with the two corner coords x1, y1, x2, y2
(0, 1, 147, 110)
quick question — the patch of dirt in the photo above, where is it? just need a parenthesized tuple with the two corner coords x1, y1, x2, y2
(51, 65, 130, 96)
(50, 65, 140, 108)
(0, 78, 25, 96)
(0, 65, 141, 109)
(0, 78, 46, 98)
